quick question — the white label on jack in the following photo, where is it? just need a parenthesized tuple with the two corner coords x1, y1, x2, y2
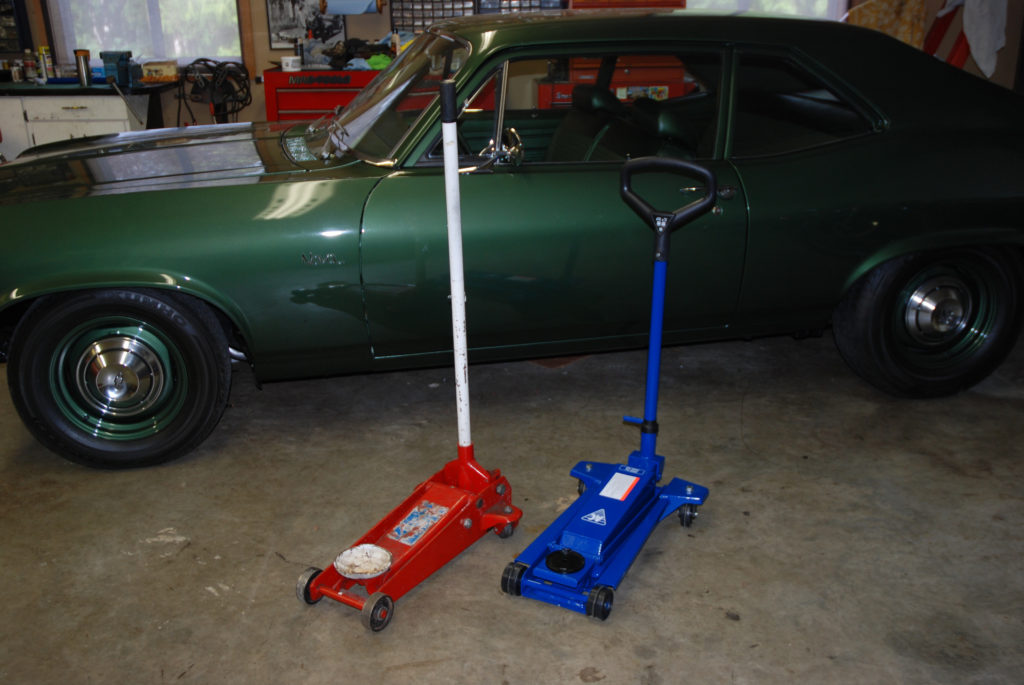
(599, 472, 639, 501)
(582, 509, 607, 525)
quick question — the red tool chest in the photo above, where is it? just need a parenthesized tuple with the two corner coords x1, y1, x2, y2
(536, 56, 691, 109)
(263, 67, 380, 121)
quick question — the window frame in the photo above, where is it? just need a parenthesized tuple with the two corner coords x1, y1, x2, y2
(28, 0, 254, 77)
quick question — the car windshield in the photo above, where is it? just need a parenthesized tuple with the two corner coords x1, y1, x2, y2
(306, 31, 471, 163)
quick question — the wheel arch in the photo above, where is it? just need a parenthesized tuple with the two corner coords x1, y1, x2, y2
(0, 273, 255, 367)
(838, 230, 1024, 300)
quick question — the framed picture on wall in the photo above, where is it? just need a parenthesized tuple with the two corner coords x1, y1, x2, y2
(268, 0, 346, 49)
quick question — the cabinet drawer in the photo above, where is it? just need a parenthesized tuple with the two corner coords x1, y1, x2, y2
(29, 120, 130, 147)
(23, 96, 133, 122)
(275, 89, 361, 117)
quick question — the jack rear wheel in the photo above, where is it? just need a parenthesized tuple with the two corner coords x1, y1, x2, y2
(296, 567, 322, 605)
(679, 504, 698, 527)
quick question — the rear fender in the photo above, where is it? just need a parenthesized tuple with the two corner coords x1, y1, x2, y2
(840, 229, 1024, 297)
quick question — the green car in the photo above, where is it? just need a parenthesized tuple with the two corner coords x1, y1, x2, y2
(2, 11, 1023, 468)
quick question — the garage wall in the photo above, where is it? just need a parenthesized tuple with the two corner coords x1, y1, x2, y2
(20, 0, 391, 126)
(848, 0, 1022, 90)
(920, 0, 1021, 90)
(18, 1, 1024, 128)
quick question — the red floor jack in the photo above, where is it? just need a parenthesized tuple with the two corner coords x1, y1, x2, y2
(296, 80, 522, 631)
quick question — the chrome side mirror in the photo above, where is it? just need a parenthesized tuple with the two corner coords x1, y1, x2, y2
(499, 127, 524, 167)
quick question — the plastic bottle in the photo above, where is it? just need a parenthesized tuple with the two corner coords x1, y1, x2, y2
(22, 49, 37, 80)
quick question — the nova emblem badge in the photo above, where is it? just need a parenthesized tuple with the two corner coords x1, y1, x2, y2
(301, 253, 343, 266)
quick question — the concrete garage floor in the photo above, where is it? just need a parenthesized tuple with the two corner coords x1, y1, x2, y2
(1, 333, 1022, 684)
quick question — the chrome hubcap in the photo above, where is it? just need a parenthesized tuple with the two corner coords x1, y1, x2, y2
(904, 277, 970, 345)
(75, 335, 166, 417)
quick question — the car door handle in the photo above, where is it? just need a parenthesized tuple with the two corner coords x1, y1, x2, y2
(681, 185, 737, 200)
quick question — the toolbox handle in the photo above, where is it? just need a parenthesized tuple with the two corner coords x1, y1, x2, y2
(620, 156, 718, 236)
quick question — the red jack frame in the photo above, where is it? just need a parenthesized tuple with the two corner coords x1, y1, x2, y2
(297, 444, 521, 631)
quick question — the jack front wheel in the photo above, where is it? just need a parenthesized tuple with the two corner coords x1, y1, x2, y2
(361, 592, 394, 632)
(586, 585, 614, 620)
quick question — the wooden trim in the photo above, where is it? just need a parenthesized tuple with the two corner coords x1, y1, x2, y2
(237, 0, 256, 77)
(24, 1, 50, 51)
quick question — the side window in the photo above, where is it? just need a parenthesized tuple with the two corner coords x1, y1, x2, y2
(425, 49, 721, 166)
(534, 52, 721, 163)
(731, 53, 873, 158)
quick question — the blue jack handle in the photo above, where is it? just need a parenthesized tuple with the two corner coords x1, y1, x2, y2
(619, 157, 718, 462)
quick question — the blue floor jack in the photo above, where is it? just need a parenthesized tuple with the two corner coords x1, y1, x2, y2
(501, 157, 718, 619)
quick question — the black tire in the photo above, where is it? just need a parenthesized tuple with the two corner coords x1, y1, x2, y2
(501, 561, 527, 596)
(7, 289, 232, 468)
(833, 248, 1023, 398)
(361, 593, 394, 632)
(586, 585, 614, 621)
(296, 567, 323, 605)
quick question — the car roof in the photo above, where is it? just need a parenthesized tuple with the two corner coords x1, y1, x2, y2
(433, 10, 1022, 130)
(435, 10, 868, 50)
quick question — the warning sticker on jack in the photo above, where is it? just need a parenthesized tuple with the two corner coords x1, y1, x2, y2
(388, 501, 449, 546)
(599, 472, 639, 501)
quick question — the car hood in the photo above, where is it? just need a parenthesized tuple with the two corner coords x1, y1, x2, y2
(0, 122, 333, 205)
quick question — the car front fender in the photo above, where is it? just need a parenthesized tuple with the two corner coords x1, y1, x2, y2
(0, 270, 254, 359)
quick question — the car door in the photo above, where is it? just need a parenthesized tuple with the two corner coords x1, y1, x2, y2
(360, 47, 748, 361)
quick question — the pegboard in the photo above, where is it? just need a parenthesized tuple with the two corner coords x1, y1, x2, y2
(390, 0, 566, 34)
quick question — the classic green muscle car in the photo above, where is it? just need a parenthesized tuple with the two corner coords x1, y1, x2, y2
(2, 11, 1022, 468)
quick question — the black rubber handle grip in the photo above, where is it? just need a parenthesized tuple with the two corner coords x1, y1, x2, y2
(440, 79, 457, 124)
(620, 156, 718, 233)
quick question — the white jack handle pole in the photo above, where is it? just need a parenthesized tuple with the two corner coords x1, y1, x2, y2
(440, 80, 472, 450)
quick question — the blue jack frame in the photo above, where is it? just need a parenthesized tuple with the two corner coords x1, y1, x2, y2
(501, 157, 718, 619)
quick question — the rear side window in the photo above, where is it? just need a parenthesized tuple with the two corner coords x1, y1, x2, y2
(730, 52, 873, 158)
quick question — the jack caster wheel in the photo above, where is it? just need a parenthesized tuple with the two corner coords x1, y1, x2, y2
(679, 504, 699, 527)
(296, 567, 322, 605)
(586, 585, 614, 621)
(497, 522, 516, 539)
(361, 592, 395, 632)
(501, 561, 527, 596)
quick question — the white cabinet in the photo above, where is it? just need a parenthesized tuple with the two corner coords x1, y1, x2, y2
(0, 97, 29, 162)
(0, 93, 148, 158)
